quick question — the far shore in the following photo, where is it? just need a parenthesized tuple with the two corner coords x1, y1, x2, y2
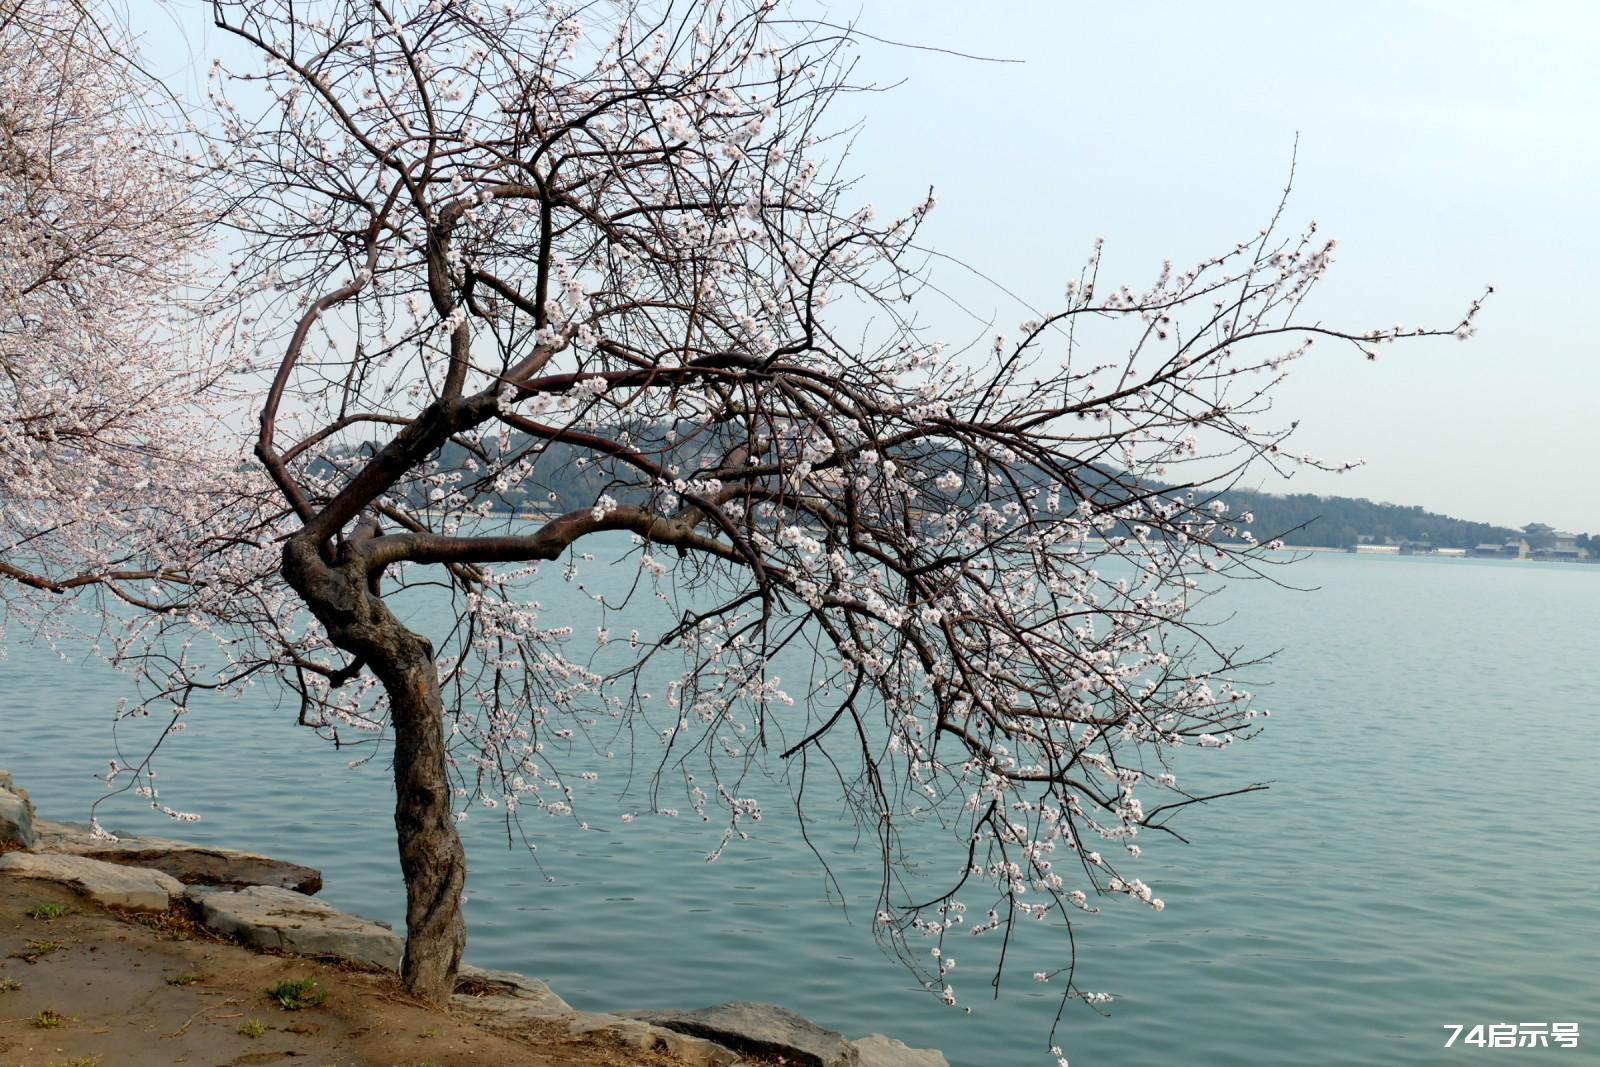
(407, 509, 1596, 565)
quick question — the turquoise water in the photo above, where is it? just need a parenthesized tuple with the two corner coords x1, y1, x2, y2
(3, 550, 1596, 1066)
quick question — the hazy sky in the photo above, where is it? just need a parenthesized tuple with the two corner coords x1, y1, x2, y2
(130, 1, 1599, 532)
(827, 1, 1600, 533)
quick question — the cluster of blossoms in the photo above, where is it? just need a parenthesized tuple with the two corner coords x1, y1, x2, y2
(0, 1, 224, 627)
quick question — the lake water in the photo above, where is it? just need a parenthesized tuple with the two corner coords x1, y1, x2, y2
(3, 550, 1596, 1066)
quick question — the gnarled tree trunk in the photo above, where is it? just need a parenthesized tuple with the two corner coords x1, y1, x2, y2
(283, 539, 466, 1005)
(371, 625, 466, 1003)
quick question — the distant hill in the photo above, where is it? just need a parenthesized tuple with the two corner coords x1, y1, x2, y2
(309, 435, 627, 517)
(309, 434, 1527, 552)
(1222, 489, 1516, 550)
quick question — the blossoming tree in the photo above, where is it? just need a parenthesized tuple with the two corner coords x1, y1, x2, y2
(150, 0, 1489, 1039)
(0, 0, 216, 621)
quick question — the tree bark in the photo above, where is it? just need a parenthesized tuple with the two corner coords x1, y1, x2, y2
(282, 540, 466, 1005)
(372, 626, 466, 1004)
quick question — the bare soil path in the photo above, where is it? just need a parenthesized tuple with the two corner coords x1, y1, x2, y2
(0, 879, 680, 1067)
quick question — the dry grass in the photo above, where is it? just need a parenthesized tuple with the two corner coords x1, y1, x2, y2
(109, 899, 225, 943)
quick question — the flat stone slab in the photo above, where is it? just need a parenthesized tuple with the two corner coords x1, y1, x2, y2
(0, 850, 183, 911)
(852, 1034, 951, 1067)
(453, 963, 575, 1023)
(568, 1011, 739, 1067)
(627, 1002, 860, 1067)
(33, 819, 321, 893)
(452, 967, 736, 1067)
(77, 845, 321, 893)
(197, 885, 402, 971)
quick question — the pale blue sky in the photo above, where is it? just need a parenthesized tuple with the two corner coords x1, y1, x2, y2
(832, 1, 1599, 532)
(129, 0, 1599, 531)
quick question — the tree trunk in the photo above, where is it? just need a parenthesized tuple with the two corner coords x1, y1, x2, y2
(282, 540, 466, 1005)
(373, 626, 467, 1005)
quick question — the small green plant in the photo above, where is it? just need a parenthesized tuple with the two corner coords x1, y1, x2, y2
(269, 976, 327, 1010)
(32, 1009, 76, 1029)
(167, 971, 202, 986)
(0, 976, 21, 992)
(43, 1057, 101, 1067)
(28, 903, 72, 920)
(239, 1017, 267, 1039)
(418, 1027, 441, 1038)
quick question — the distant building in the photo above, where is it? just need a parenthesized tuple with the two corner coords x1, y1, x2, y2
(1470, 540, 1529, 559)
(1535, 532, 1583, 561)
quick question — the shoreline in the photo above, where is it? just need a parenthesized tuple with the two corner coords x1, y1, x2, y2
(0, 769, 948, 1067)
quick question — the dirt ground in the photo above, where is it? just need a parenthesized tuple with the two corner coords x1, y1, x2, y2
(0, 878, 683, 1067)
